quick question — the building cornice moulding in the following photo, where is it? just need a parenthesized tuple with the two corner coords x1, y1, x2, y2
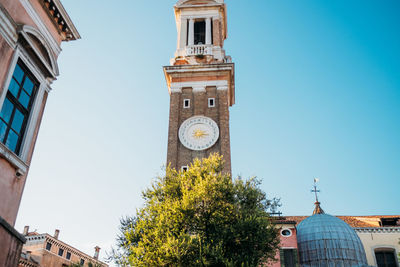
(354, 227, 400, 233)
(164, 63, 234, 74)
(180, 14, 220, 20)
(50, 0, 80, 40)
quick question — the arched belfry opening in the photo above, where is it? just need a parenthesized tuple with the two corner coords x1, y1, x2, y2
(193, 20, 206, 45)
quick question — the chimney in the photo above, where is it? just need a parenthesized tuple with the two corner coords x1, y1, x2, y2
(54, 229, 60, 239)
(23, 226, 29, 236)
(93, 246, 101, 260)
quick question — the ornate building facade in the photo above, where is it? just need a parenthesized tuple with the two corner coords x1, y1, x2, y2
(164, 0, 235, 173)
(0, 0, 79, 266)
(18, 227, 107, 267)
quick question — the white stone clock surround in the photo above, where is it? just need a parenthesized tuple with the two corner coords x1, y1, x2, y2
(178, 116, 220, 151)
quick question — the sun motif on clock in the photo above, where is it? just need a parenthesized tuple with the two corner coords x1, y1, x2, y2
(193, 129, 209, 139)
(179, 116, 219, 151)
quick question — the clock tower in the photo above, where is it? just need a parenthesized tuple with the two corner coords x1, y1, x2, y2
(164, 0, 235, 173)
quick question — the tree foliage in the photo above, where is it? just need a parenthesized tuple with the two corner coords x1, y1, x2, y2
(110, 154, 280, 266)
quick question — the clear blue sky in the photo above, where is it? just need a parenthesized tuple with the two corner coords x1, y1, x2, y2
(16, 0, 400, 264)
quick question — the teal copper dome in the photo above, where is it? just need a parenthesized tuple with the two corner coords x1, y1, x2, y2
(296, 203, 368, 267)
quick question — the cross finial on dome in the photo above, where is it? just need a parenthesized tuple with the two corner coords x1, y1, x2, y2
(312, 178, 320, 202)
(311, 178, 325, 214)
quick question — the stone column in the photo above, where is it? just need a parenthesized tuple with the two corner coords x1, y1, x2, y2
(213, 19, 221, 47)
(188, 19, 194, 46)
(179, 18, 188, 48)
(205, 17, 212, 45)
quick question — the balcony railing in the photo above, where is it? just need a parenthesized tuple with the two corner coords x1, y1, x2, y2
(186, 45, 212, 56)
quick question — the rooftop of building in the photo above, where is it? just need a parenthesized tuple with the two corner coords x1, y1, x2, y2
(276, 215, 400, 228)
(19, 250, 40, 267)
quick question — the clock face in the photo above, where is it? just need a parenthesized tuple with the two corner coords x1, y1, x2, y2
(179, 116, 219, 151)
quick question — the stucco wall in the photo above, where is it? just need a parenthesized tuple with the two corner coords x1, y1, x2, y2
(0, 36, 14, 97)
(0, 219, 25, 267)
(0, 35, 26, 226)
(0, 0, 35, 30)
(0, 158, 28, 225)
(0, 77, 48, 227)
(357, 230, 400, 266)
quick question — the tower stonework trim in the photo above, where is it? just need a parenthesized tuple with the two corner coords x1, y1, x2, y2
(217, 88, 231, 173)
(167, 92, 180, 169)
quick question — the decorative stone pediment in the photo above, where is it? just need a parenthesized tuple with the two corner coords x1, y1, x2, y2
(176, 0, 223, 7)
(18, 25, 59, 78)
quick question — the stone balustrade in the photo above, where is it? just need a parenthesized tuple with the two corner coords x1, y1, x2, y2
(186, 45, 212, 56)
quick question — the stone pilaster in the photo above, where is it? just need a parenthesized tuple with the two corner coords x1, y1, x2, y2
(166, 92, 180, 169)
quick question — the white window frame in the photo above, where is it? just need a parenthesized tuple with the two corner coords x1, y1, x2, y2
(280, 228, 293, 237)
(183, 99, 190, 108)
(58, 248, 64, 257)
(0, 45, 51, 174)
(208, 97, 215, 108)
(181, 166, 188, 172)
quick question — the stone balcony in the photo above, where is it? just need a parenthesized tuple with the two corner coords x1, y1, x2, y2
(185, 45, 212, 56)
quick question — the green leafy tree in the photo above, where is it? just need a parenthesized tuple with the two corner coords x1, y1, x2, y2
(110, 154, 280, 266)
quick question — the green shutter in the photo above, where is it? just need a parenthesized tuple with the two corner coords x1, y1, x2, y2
(293, 248, 299, 267)
(280, 249, 285, 267)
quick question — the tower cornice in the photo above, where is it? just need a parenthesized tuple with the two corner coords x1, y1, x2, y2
(175, 0, 224, 8)
(163, 63, 235, 106)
